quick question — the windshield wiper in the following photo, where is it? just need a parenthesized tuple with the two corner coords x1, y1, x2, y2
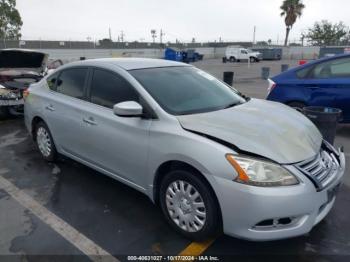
(223, 102, 240, 109)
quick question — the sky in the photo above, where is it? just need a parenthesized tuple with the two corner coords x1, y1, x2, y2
(16, 0, 350, 44)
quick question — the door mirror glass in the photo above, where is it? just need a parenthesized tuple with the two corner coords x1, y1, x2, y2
(113, 101, 143, 117)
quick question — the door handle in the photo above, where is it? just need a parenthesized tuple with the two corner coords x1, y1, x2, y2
(45, 104, 55, 111)
(83, 117, 97, 126)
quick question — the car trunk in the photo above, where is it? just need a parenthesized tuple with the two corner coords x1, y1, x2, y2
(0, 49, 48, 91)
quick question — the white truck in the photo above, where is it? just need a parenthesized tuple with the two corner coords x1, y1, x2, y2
(224, 46, 262, 63)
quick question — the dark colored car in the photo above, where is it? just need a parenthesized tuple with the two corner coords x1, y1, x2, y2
(266, 54, 350, 123)
(0, 49, 48, 118)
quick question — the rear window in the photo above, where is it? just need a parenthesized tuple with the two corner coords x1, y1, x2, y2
(296, 67, 313, 79)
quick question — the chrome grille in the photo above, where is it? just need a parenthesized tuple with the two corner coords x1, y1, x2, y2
(295, 148, 340, 190)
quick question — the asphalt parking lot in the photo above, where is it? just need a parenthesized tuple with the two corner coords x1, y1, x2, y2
(0, 59, 350, 262)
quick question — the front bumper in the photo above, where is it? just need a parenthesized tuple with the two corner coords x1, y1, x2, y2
(215, 149, 345, 241)
(0, 98, 24, 107)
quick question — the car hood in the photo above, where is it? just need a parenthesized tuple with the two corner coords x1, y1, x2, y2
(177, 99, 322, 164)
(0, 49, 48, 73)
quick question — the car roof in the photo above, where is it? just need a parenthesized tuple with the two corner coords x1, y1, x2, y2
(63, 58, 191, 71)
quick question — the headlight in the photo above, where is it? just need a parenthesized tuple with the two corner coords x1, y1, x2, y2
(8, 92, 19, 99)
(0, 89, 19, 99)
(226, 154, 299, 187)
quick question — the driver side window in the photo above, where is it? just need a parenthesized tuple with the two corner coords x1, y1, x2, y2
(89, 69, 139, 109)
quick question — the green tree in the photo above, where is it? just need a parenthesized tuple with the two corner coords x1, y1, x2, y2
(280, 0, 305, 46)
(0, 0, 22, 40)
(306, 20, 350, 46)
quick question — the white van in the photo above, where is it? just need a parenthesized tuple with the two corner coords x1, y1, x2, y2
(225, 46, 262, 63)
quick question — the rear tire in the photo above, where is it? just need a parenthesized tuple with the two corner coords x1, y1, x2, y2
(250, 57, 256, 63)
(34, 121, 57, 162)
(159, 169, 220, 240)
(229, 57, 236, 63)
(0, 107, 10, 120)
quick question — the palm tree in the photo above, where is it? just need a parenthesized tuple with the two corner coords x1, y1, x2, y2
(280, 0, 305, 46)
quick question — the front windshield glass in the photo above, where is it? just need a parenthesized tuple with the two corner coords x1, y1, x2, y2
(130, 66, 246, 115)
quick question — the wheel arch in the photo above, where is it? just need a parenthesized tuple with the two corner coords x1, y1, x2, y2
(153, 160, 222, 217)
(229, 56, 236, 62)
(31, 116, 46, 141)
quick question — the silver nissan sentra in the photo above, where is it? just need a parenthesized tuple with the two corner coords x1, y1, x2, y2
(24, 58, 345, 241)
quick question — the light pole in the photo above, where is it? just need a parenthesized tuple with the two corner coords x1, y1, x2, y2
(160, 29, 165, 44)
(253, 26, 256, 45)
(151, 29, 157, 43)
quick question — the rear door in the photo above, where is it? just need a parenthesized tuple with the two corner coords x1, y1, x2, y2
(82, 68, 152, 187)
(43, 67, 90, 157)
(302, 57, 350, 121)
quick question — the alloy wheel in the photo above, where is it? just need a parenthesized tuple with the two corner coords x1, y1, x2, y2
(36, 127, 52, 158)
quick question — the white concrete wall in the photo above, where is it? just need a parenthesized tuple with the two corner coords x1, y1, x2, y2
(194, 47, 226, 59)
(41, 46, 321, 62)
(281, 46, 320, 60)
(42, 48, 164, 63)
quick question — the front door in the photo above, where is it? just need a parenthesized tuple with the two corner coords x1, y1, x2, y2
(81, 68, 151, 188)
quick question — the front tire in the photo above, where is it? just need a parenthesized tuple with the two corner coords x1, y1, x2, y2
(0, 107, 10, 120)
(159, 169, 220, 240)
(35, 121, 57, 162)
(250, 57, 256, 63)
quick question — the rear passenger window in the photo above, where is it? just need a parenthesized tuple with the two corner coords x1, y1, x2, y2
(90, 69, 139, 108)
(312, 57, 350, 79)
(46, 72, 59, 90)
(56, 68, 87, 99)
(296, 67, 312, 79)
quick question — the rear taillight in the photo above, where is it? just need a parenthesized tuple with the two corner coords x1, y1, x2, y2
(267, 79, 277, 94)
(23, 88, 30, 100)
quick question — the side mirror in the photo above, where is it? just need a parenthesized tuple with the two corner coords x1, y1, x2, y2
(113, 101, 143, 117)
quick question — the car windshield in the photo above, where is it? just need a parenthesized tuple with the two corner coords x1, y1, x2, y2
(130, 66, 246, 115)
